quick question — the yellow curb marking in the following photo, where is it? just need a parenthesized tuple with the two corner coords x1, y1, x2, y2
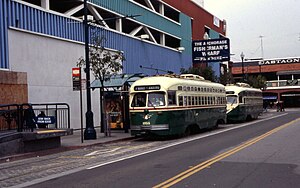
(37, 130, 66, 134)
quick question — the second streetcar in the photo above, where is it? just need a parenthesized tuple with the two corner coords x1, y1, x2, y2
(226, 83, 263, 122)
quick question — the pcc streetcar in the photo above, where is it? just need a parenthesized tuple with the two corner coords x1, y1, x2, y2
(225, 83, 263, 122)
(129, 74, 227, 137)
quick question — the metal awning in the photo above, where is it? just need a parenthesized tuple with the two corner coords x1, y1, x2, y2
(91, 73, 145, 89)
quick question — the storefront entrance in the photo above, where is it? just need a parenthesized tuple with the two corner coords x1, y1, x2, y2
(91, 73, 145, 132)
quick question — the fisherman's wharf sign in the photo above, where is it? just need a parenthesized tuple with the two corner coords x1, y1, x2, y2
(259, 58, 300, 65)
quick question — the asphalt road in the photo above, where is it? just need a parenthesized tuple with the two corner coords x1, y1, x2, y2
(22, 109, 300, 188)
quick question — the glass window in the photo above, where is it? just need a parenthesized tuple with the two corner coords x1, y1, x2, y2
(239, 95, 243, 103)
(179, 96, 183, 106)
(227, 95, 237, 104)
(148, 92, 166, 107)
(168, 91, 176, 106)
(184, 96, 187, 106)
(131, 93, 146, 107)
(188, 96, 192, 105)
(178, 86, 182, 91)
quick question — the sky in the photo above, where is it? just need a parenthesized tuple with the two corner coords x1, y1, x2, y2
(201, 0, 300, 62)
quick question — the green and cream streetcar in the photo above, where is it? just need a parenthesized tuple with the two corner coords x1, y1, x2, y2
(129, 74, 227, 137)
(226, 83, 263, 122)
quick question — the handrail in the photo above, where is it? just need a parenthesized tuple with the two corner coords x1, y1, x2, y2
(0, 103, 70, 132)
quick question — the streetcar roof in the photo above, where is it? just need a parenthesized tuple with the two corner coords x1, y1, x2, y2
(130, 75, 225, 92)
(225, 85, 262, 95)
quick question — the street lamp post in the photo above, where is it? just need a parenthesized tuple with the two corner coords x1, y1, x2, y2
(84, 0, 96, 140)
(240, 52, 245, 82)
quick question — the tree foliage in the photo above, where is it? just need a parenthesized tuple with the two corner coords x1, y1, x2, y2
(219, 65, 234, 85)
(246, 75, 267, 89)
(180, 66, 217, 82)
(77, 31, 125, 84)
(76, 29, 125, 133)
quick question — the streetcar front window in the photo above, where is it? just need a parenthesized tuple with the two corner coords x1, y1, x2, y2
(148, 92, 165, 107)
(227, 95, 237, 104)
(131, 93, 147, 107)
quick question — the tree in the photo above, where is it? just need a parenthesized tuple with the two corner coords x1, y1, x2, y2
(246, 75, 267, 89)
(77, 30, 125, 134)
(219, 65, 234, 85)
(180, 66, 217, 82)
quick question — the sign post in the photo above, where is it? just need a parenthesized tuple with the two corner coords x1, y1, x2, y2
(72, 68, 81, 91)
(72, 67, 84, 143)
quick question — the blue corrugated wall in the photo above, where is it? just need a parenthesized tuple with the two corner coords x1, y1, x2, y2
(1, 0, 192, 74)
(208, 29, 221, 77)
(99, 28, 191, 74)
(89, 0, 190, 37)
(0, 0, 9, 69)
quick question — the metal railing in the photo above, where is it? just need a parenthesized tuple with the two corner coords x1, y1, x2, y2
(31, 103, 70, 129)
(266, 79, 300, 88)
(0, 104, 20, 131)
(0, 103, 70, 132)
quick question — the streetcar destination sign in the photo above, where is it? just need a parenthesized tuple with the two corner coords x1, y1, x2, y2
(134, 85, 160, 91)
(192, 38, 230, 63)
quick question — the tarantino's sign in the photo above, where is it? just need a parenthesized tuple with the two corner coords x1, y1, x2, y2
(259, 58, 300, 65)
(192, 38, 230, 63)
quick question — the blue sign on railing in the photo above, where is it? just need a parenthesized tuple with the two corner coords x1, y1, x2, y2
(36, 116, 56, 124)
(193, 38, 230, 63)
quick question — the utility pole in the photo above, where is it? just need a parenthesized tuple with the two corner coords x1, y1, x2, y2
(83, 0, 97, 140)
(259, 35, 264, 60)
(259, 35, 264, 75)
(240, 52, 245, 82)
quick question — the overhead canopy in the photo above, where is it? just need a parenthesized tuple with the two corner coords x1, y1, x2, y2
(91, 73, 145, 89)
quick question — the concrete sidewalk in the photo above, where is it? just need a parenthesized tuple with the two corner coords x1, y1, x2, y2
(61, 129, 134, 148)
(0, 129, 134, 163)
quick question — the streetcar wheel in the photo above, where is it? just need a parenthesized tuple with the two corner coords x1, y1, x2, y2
(183, 126, 191, 137)
(213, 121, 219, 129)
(246, 115, 252, 121)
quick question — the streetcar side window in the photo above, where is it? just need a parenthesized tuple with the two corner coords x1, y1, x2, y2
(191, 96, 195, 105)
(184, 96, 187, 106)
(196, 96, 200, 105)
(179, 96, 183, 106)
(239, 95, 243, 103)
(131, 93, 147, 107)
(168, 91, 177, 106)
(148, 92, 166, 107)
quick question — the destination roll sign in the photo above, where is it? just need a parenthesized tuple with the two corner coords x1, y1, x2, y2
(192, 38, 230, 63)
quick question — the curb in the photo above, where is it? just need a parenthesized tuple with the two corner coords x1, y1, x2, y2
(0, 136, 136, 164)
